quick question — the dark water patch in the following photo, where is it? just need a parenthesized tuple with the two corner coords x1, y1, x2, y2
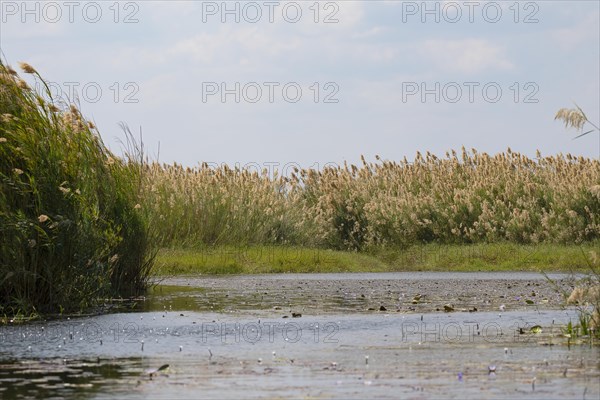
(0, 357, 143, 399)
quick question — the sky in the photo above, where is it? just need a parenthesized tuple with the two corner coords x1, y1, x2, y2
(1, 0, 599, 169)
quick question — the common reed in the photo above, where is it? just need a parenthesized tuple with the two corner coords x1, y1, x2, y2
(144, 148, 599, 251)
(0, 61, 152, 317)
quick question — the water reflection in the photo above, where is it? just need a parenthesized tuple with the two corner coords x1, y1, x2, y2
(0, 357, 142, 399)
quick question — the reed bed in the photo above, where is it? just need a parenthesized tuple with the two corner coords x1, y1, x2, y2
(144, 149, 600, 251)
(2, 59, 599, 317)
(0, 62, 152, 317)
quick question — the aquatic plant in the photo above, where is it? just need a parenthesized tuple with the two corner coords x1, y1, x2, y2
(564, 250, 600, 340)
(0, 60, 152, 316)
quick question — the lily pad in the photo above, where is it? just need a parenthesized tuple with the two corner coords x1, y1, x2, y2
(530, 325, 542, 334)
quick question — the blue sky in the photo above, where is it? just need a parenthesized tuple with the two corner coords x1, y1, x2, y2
(1, 1, 599, 167)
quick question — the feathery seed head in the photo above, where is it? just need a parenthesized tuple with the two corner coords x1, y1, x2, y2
(18, 62, 37, 74)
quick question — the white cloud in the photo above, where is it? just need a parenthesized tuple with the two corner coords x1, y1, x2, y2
(347, 43, 399, 63)
(170, 32, 223, 64)
(169, 26, 302, 64)
(418, 39, 514, 74)
(551, 13, 599, 49)
(335, 1, 364, 28)
(352, 26, 388, 39)
(1, 17, 64, 40)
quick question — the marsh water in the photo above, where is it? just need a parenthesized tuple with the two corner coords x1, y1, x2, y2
(1, 273, 599, 399)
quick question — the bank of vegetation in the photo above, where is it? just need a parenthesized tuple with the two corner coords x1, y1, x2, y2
(144, 150, 599, 252)
(2, 61, 599, 318)
(1, 61, 152, 318)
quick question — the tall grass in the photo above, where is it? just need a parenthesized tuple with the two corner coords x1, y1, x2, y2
(0, 61, 152, 317)
(2, 59, 598, 317)
(144, 149, 600, 251)
(143, 163, 298, 248)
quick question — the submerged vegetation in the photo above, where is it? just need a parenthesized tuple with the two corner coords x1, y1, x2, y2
(0, 61, 152, 317)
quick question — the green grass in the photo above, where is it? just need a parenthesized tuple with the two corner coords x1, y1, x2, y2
(154, 246, 387, 274)
(153, 242, 600, 275)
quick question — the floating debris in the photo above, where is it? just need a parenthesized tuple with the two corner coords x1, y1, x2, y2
(146, 364, 169, 377)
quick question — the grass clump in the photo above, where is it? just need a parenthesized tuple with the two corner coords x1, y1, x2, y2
(562, 250, 600, 341)
(0, 61, 152, 317)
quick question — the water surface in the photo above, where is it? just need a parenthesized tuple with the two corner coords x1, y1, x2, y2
(1, 272, 598, 399)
